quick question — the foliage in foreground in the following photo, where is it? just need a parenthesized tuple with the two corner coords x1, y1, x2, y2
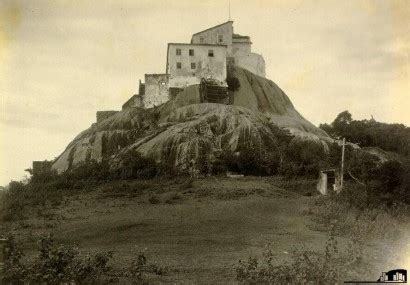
(236, 183, 409, 284)
(2, 234, 112, 284)
(1, 234, 165, 284)
(236, 225, 343, 284)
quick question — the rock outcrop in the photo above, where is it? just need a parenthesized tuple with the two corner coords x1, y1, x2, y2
(52, 67, 329, 174)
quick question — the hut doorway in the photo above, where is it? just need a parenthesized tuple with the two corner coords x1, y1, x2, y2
(317, 168, 341, 195)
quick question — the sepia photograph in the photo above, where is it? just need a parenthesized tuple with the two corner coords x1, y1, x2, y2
(0, 0, 409, 283)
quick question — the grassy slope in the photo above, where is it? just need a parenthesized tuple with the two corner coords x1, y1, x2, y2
(1, 177, 407, 283)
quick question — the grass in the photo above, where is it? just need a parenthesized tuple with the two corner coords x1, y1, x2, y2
(1, 176, 408, 283)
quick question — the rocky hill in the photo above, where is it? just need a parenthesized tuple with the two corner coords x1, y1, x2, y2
(52, 67, 329, 174)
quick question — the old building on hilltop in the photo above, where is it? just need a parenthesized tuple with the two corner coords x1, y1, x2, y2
(118, 21, 265, 111)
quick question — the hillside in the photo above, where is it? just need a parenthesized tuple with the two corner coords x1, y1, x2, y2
(52, 67, 328, 174)
(1, 177, 408, 283)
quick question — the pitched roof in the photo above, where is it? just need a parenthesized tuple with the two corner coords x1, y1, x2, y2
(192, 21, 233, 36)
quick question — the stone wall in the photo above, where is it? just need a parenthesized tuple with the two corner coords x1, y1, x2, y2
(96, 111, 119, 123)
(122, 94, 144, 109)
(144, 74, 169, 108)
(167, 43, 227, 89)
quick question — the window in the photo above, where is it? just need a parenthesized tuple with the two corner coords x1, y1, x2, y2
(189, 49, 194, 56)
(208, 49, 214, 57)
(200, 37, 204, 43)
(218, 34, 223, 44)
(176, 62, 182, 69)
(191, 62, 196, 69)
(176, 48, 181, 55)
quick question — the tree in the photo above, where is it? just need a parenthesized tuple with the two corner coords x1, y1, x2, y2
(320, 111, 410, 157)
(332, 111, 352, 139)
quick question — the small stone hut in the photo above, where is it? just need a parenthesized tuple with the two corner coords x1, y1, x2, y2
(317, 168, 342, 195)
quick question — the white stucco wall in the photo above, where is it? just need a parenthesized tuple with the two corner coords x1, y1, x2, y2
(317, 172, 328, 195)
(144, 74, 169, 108)
(234, 52, 266, 78)
(167, 44, 227, 89)
(232, 41, 252, 55)
(191, 21, 233, 53)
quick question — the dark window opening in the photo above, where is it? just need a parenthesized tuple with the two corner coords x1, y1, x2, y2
(208, 49, 214, 57)
(176, 48, 181, 55)
(200, 37, 204, 43)
(218, 34, 223, 44)
(189, 49, 194, 56)
(176, 62, 182, 69)
(191, 62, 196, 69)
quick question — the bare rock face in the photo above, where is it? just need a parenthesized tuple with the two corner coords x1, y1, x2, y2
(52, 67, 329, 174)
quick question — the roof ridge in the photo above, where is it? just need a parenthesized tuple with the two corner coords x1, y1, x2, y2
(192, 21, 233, 37)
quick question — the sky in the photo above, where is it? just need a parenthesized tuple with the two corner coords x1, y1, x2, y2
(0, 0, 409, 186)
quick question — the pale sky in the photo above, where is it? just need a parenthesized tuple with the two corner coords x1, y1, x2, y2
(0, 0, 409, 186)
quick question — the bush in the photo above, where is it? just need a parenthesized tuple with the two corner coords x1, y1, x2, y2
(278, 140, 326, 178)
(0, 180, 66, 221)
(376, 160, 403, 192)
(128, 252, 166, 282)
(1, 234, 113, 284)
(1, 181, 27, 221)
(236, 225, 344, 283)
(345, 150, 409, 204)
(214, 147, 279, 176)
(62, 159, 112, 184)
(116, 150, 158, 179)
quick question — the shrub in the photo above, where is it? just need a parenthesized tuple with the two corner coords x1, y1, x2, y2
(1, 234, 113, 284)
(30, 169, 59, 184)
(117, 150, 158, 179)
(2, 233, 27, 282)
(0, 181, 27, 221)
(62, 159, 112, 184)
(280, 139, 326, 178)
(236, 225, 344, 283)
(376, 160, 403, 192)
(214, 147, 279, 176)
(128, 253, 166, 282)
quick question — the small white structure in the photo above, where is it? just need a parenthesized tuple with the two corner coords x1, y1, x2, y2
(317, 168, 341, 195)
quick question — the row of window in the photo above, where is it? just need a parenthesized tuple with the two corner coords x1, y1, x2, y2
(199, 35, 223, 44)
(176, 62, 198, 70)
(175, 48, 214, 57)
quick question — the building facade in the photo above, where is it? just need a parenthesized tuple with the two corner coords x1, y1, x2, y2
(144, 74, 169, 108)
(122, 20, 266, 110)
(191, 21, 265, 77)
(191, 21, 233, 53)
(167, 43, 227, 89)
